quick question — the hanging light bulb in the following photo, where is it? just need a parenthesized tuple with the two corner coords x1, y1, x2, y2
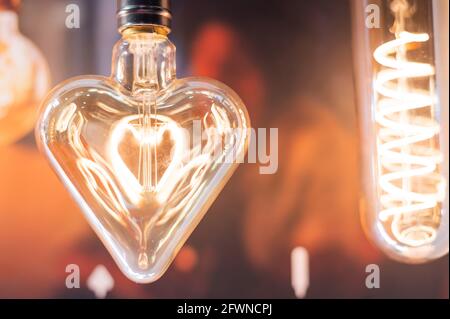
(0, 0, 50, 146)
(36, 0, 250, 283)
(352, 0, 449, 263)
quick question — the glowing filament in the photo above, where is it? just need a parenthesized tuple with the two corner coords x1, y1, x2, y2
(374, 30, 446, 247)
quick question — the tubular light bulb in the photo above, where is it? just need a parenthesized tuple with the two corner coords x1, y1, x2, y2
(0, 0, 50, 146)
(36, 0, 250, 283)
(352, 0, 449, 263)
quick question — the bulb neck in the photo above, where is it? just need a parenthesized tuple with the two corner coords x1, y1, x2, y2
(121, 25, 170, 37)
(0, 11, 19, 38)
(111, 30, 176, 94)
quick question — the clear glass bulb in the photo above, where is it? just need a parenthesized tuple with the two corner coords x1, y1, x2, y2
(36, 29, 250, 283)
(0, 8, 50, 146)
(352, 0, 449, 263)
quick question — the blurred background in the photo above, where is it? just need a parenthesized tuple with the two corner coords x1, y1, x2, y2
(0, 0, 448, 298)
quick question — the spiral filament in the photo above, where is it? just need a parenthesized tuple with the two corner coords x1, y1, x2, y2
(373, 23, 446, 247)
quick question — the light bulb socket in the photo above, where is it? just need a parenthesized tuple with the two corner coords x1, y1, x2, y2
(117, 0, 172, 34)
(0, 0, 20, 12)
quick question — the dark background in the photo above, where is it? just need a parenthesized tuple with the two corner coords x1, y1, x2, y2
(0, 0, 448, 298)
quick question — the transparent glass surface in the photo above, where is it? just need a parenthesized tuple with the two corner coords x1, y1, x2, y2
(352, 0, 449, 263)
(36, 32, 250, 282)
(0, 10, 50, 146)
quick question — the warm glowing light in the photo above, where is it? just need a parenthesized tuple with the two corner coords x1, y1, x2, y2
(37, 30, 250, 282)
(0, 10, 49, 145)
(373, 25, 446, 247)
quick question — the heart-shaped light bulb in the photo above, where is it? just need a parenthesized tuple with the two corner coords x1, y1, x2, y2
(36, 32, 250, 283)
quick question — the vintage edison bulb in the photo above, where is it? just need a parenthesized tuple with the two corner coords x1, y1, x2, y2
(36, 1, 250, 283)
(0, 1, 50, 146)
(352, 0, 449, 263)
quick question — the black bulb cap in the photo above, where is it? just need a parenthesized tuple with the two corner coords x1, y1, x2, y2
(117, 0, 172, 33)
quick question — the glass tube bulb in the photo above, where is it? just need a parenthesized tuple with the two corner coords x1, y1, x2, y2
(36, 27, 250, 282)
(0, 3, 50, 146)
(352, 0, 449, 263)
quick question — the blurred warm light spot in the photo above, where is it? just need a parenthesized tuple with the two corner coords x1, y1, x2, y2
(0, 144, 89, 298)
(190, 22, 265, 125)
(191, 23, 234, 77)
(243, 100, 381, 281)
(174, 245, 198, 273)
